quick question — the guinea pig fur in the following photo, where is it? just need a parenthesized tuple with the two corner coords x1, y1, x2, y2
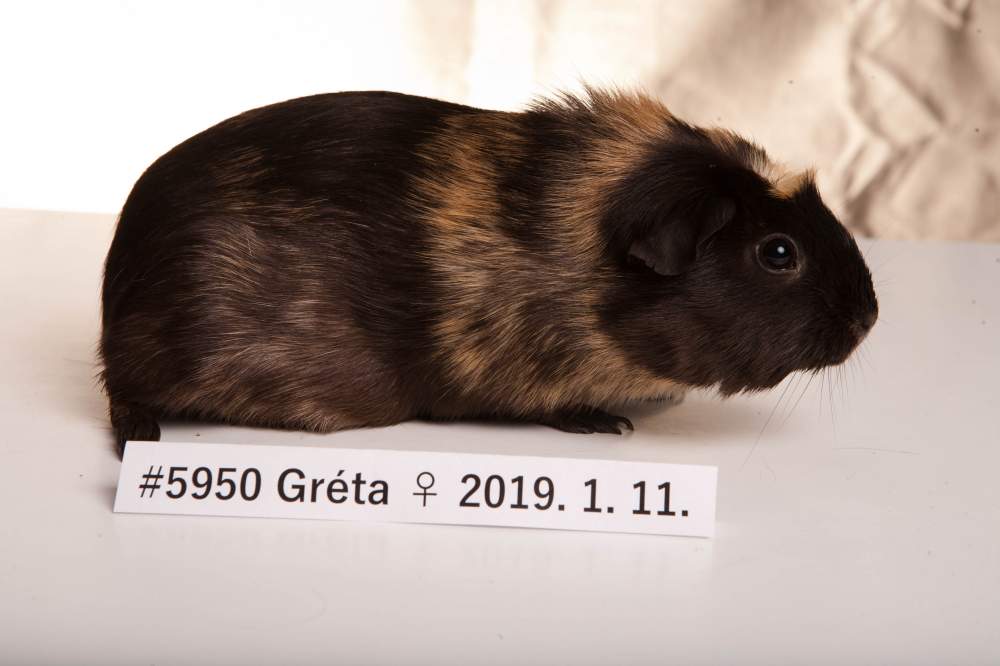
(99, 88, 878, 455)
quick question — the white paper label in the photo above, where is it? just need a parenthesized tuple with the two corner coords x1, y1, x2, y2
(114, 441, 717, 537)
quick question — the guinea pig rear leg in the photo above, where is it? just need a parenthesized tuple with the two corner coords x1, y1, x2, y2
(109, 400, 161, 458)
(536, 405, 633, 435)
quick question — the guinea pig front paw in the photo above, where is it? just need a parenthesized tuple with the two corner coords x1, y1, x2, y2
(538, 406, 634, 435)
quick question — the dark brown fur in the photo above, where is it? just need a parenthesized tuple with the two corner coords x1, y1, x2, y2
(100, 88, 877, 455)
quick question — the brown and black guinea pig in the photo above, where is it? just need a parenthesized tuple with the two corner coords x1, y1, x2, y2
(100, 88, 878, 456)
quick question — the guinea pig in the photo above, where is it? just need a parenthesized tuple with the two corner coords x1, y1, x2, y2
(99, 88, 878, 456)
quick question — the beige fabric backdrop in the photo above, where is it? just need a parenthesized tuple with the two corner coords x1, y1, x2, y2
(3, 1, 996, 240)
(402, 0, 1000, 242)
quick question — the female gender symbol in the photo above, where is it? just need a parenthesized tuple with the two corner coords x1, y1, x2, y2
(413, 471, 437, 507)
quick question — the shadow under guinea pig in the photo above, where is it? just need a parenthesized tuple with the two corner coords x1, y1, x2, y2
(624, 392, 776, 442)
(155, 393, 774, 447)
(415, 391, 774, 442)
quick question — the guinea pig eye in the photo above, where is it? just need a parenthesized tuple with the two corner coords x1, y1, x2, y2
(757, 235, 798, 273)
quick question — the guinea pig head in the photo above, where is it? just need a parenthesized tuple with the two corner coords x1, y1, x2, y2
(602, 132, 878, 395)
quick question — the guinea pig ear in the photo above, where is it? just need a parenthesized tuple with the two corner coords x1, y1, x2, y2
(628, 197, 735, 276)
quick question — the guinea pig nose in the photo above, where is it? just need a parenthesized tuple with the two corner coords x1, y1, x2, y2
(856, 309, 877, 333)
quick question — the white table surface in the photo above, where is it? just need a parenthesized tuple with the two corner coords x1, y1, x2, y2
(1, 208, 998, 665)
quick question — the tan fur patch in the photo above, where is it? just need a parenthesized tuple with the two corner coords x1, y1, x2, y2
(551, 88, 677, 259)
(704, 127, 770, 174)
(703, 128, 815, 198)
(770, 168, 816, 198)
(411, 90, 692, 416)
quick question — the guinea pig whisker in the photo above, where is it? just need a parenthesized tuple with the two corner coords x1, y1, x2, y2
(843, 364, 851, 405)
(741, 373, 795, 469)
(776, 371, 800, 423)
(822, 367, 829, 419)
(825, 367, 833, 422)
(857, 343, 874, 377)
(780, 370, 816, 429)
(827, 367, 838, 433)
(778, 371, 805, 425)
(818, 369, 825, 420)
(818, 367, 836, 432)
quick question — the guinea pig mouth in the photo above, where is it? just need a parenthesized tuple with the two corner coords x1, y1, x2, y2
(719, 368, 795, 396)
(718, 316, 874, 394)
(849, 311, 877, 342)
(811, 325, 870, 370)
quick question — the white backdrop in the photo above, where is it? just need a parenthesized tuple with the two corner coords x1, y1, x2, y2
(2, 0, 998, 240)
